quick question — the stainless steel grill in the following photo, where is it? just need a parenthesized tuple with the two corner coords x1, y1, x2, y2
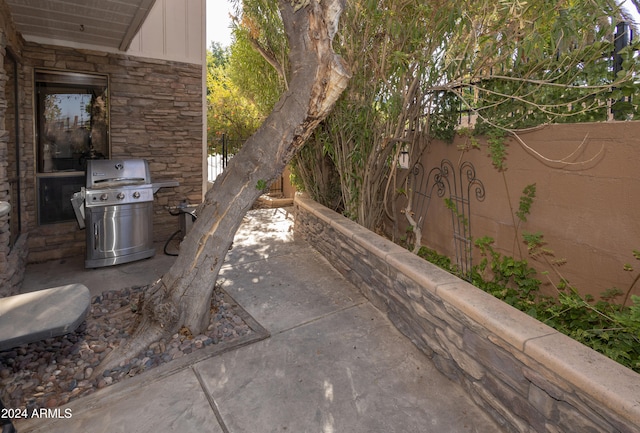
(72, 159, 177, 268)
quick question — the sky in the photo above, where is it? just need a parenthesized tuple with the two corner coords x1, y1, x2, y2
(621, 0, 640, 24)
(206, 1, 233, 49)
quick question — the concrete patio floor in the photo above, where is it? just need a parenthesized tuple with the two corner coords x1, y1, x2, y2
(15, 207, 506, 433)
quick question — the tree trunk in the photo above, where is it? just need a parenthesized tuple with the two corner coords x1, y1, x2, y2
(96, 0, 350, 374)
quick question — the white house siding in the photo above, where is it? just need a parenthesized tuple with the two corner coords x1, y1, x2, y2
(127, 0, 205, 65)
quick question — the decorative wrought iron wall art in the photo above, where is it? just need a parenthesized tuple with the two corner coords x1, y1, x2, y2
(410, 159, 485, 279)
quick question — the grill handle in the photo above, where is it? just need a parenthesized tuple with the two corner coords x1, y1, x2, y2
(70, 191, 86, 229)
(93, 177, 146, 186)
(93, 224, 99, 250)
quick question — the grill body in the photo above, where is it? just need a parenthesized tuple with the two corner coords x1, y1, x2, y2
(83, 159, 155, 268)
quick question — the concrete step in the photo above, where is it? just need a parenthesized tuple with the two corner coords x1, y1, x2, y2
(0, 284, 91, 351)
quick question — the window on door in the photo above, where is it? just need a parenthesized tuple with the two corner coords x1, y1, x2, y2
(35, 70, 109, 224)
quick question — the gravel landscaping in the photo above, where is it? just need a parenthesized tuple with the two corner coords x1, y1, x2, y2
(0, 285, 252, 414)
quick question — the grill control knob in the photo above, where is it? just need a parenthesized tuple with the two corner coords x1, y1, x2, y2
(100, 193, 109, 201)
(117, 192, 125, 200)
(133, 191, 141, 199)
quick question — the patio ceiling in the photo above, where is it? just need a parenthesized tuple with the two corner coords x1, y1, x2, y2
(5, 0, 157, 51)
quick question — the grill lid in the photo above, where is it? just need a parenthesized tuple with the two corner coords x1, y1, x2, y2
(86, 159, 151, 189)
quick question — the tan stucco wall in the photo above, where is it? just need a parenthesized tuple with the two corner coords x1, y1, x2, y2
(400, 122, 640, 300)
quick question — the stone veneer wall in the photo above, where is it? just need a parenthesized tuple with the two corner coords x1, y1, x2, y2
(0, 31, 13, 296)
(20, 42, 203, 263)
(0, 2, 28, 297)
(294, 195, 640, 433)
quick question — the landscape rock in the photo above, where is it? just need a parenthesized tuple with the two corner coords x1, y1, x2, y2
(0, 285, 251, 414)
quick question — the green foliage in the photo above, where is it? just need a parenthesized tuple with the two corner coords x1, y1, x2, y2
(522, 231, 566, 266)
(543, 291, 640, 371)
(255, 179, 267, 191)
(298, 0, 467, 229)
(444, 198, 468, 229)
(486, 130, 508, 172)
(450, 2, 640, 129)
(417, 247, 453, 273)
(516, 184, 536, 223)
(290, 133, 344, 211)
(227, 14, 286, 115)
(287, 167, 305, 192)
(429, 92, 460, 142)
(206, 43, 262, 147)
(456, 128, 481, 152)
(473, 237, 541, 308)
(208, 41, 228, 68)
(415, 238, 640, 373)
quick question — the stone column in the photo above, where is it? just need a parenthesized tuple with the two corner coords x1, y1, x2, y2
(0, 28, 17, 297)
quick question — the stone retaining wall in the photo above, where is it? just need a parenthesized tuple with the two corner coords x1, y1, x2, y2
(294, 195, 640, 433)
